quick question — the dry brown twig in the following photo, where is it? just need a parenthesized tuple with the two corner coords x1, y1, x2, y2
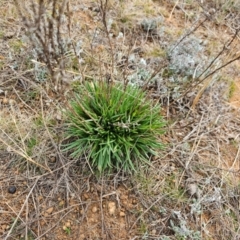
(0, 134, 51, 173)
(99, 0, 115, 78)
(14, 0, 69, 91)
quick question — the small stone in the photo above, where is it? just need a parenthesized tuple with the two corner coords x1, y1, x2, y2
(46, 207, 54, 214)
(19, 103, 24, 109)
(70, 193, 75, 198)
(108, 201, 116, 215)
(132, 199, 137, 204)
(119, 211, 125, 217)
(1, 224, 7, 231)
(50, 156, 56, 163)
(2, 98, 8, 104)
(8, 186, 16, 194)
(80, 234, 85, 239)
(187, 183, 198, 196)
(120, 194, 127, 200)
(65, 221, 71, 227)
(56, 113, 62, 121)
(59, 200, 64, 207)
(9, 99, 16, 105)
(92, 206, 98, 213)
(151, 229, 157, 235)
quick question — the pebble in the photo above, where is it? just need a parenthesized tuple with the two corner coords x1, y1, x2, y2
(120, 194, 128, 200)
(119, 211, 125, 217)
(108, 201, 116, 215)
(91, 206, 98, 213)
(65, 221, 71, 227)
(2, 97, 8, 104)
(59, 200, 65, 207)
(80, 234, 85, 238)
(83, 193, 88, 199)
(50, 156, 56, 163)
(151, 229, 157, 235)
(8, 186, 16, 194)
(132, 199, 137, 204)
(46, 207, 54, 214)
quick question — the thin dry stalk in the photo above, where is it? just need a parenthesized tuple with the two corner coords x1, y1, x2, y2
(14, 0, 69, 91)
(0, 134, 51, 172)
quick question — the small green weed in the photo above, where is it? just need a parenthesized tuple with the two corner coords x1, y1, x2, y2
(228, 81, 236, 98)
(63, 226, 71, 235)
(163, 173, 187, 202)
(148, 47, 166, 58)
(120, 15, 130, 23)
(0, 31, 4, 39)
(135, 172, 155, 195)
(26, 137, 37, 155)
(9, 39, 24, 53)
(139, 218, 148, 234)
(23, 90, 40, 103)
(63, 81, 165, 173)
(0, 60, 4, 70)
(33, 116, 44, 127)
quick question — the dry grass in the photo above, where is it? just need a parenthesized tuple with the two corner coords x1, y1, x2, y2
(0, 0, 240, 239)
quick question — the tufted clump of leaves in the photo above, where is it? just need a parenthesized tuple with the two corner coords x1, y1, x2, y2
(64, 81, 165, 173)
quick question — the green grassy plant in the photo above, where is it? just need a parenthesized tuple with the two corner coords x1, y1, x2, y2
(63, 81, 165, 173)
